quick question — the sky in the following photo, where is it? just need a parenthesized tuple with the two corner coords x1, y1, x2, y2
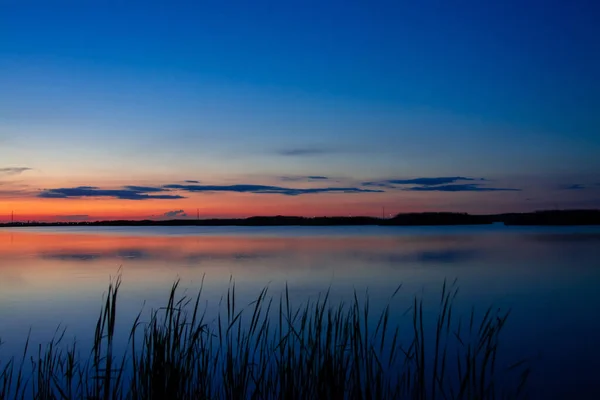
(1, 0, 599, 221)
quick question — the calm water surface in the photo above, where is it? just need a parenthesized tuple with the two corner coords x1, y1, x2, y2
(1, 225, 599, 398)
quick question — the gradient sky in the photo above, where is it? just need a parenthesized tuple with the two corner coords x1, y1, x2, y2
(1, 0, 599, 221)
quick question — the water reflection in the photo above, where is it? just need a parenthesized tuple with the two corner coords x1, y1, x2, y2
(1, 226, 600, 398)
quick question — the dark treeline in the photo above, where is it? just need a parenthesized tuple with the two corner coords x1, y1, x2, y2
(2, 210, 600, 227)
(500, 209, 600, 226)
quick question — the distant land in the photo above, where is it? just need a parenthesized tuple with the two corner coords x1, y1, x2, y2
(1, 210, 600, 227)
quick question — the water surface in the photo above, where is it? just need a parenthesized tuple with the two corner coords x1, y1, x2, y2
(0, 225, 599, 398)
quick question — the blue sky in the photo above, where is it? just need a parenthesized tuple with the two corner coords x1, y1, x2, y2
(1, 0, 599, 219)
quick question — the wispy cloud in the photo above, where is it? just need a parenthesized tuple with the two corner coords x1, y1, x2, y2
(0, 167, 32, 176)
(559, 184, 586, 190)
(164, 210, 187, 218)
(0, 182, 36, 199)
(36, 181, 382, 200)
(123, 185, 170, 193)
(39, 186, 185, 200)
(360, 176, 518, 192)
(361, 182, 399, 189)
(404, 184, 520, 192)
(164, 183, 382, 196)
(279, 175, 330, 182)
(276, 147, 335, 156)
(363, 177, 481, 187)
(0, 189, 30, 199)
(184, 180, 200, 183)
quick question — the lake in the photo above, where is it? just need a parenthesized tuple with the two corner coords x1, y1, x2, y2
(1, 225, 599, 398)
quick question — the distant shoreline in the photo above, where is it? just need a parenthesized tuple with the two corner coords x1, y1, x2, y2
(2, 210, 599, 227)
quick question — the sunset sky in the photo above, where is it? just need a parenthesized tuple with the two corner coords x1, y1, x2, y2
(1, 0, 599, 221)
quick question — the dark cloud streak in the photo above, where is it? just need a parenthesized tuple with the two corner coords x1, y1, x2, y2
(276, 147, 335, 156)
(164, 184, 382, 196)
(361, 176, 517, 192)
(363, 177, 480, 187)
(38, 186, 185, 200)
(404, 184, 520, 192)
(0, 167, 32, 176)
(560, 184, 586, 190)
(164, 210, 187, 218)
(280, 175, 330, 182)
(124, 185, 170, 193)
(37, 181, 382, 200)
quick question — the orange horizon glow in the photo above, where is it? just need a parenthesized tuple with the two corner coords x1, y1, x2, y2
(0, 192, 433, 222)
(0, 171, 547, 222)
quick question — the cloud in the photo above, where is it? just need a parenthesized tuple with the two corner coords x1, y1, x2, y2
(280, 175, 330, 182)
(559, 184, 586, 190)
(0, 183, 36, 199)
(276, 147, 335, 156)
(164, 183, 382, 196)
(0, 189, 29, 199)
(0, 167, 32, 176)
(39, 186, 185, 200)
(404, 184, 520, 192)
(36, 181, 381, 200)
(164, 210, 187, 218)
(361, 182, 399, 189)
(123, 185, 170, 193)
(184, 180, 200, 183)
(363, 177, 480, 187)
(360, 176, 517, 192)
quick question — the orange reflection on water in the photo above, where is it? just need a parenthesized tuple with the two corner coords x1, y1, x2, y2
(0, 228, 483, 302)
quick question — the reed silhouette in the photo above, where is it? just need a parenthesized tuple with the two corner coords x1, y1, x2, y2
(0, 276, 529, 399)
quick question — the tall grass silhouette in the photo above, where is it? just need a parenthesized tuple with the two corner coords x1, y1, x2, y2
(0, 276, 529, 399)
